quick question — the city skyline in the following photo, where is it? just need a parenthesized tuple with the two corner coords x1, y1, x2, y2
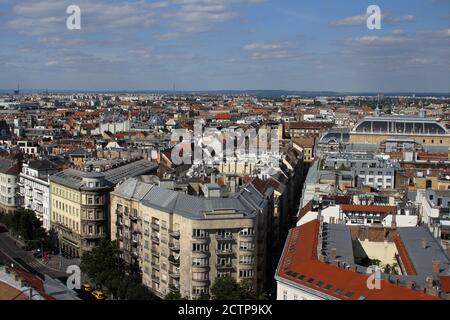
(0, 0, 449, 92)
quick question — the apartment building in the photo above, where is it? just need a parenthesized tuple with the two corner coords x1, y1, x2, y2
(0, 158, 21, 214)
(323, 153, 398, 189)
(18, 159, 61, 231)
(50, 160, 158, 257)
(110, 177, 270, 299)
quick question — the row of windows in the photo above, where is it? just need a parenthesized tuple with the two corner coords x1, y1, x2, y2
(53, 199, 79, 217)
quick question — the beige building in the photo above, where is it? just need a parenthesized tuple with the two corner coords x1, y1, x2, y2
(50, 160, 158, 257)
(110, 177, 271, 299)
(349, 116, 450, 147)
(50, 170, 110, 258)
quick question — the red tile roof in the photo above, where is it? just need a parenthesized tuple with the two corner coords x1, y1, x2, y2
(276, 220, 440, 300)
(440, 276, 450, 293)
(394, 236, 418, 276)
(341, 204, 397, 214)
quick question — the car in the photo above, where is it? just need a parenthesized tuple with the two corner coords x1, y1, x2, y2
(81, 283, 93, 293)
(91, 290, 105, 300)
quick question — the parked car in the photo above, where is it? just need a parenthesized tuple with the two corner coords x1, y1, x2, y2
(91, 290, 105, 300)
(81, 283, 93, 293)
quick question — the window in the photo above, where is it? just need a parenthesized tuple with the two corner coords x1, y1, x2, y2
(239, 269, 254, 278)
(192, 243, 209, 252)
(283, 290, 287, 300)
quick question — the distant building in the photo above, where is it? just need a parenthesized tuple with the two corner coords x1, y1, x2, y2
(350, 116, 450, 149)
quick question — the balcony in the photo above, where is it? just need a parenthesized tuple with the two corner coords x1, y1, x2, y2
(169, 243, 180, 252)
(217, 264, 234, 271)
(216, 234, 233, 241)
(169, 230, 180, 238)
(169, 270, 180, 279)
(115, 233, 123, 240)
(168, 255, 180, 266)
(191, 276, 209, 283)
(151, 261, 160, 270)
(132, 239, 138, 247)
(130, 215, 138, 222)
(115, 209, 123, 217)
(115, 220, 123, 226)
(151, 275, 160, 284)
(151, 236, 160, 244)
(151, 251, 160, 257)
(239, 246, 255, 252)
(239, 233, 255, 239)
(83, 233, 103, 239)
(192, 234, 209, 239)
(151, 223, 160, 231)
(169, 283, 180, 292)
(216, 249, 234, 256)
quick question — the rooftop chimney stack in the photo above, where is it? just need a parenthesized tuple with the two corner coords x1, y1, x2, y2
(421, 239, 428, 249)
(432, 260, 441, 274)
(331, 247, 337, 260)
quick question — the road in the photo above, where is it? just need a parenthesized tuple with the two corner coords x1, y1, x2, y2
(0, 226, 104, 300)
(0, 227, 72, 280)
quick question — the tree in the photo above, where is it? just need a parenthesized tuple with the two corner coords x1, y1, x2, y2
(80, 239, 157, 300)
(165, 292, 184, 300)
(0, 209, 50, 250)
(80, 239, 126, 297)
(210, 276, 258, 300)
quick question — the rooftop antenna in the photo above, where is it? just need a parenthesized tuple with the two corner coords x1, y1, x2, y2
(14, 83, 20, 95)
(374, 94, 381, 116)
(419, 100, 425, 118)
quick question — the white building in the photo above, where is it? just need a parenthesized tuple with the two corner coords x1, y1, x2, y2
(18, 160, 60, 231)
(0, 158, 21, 214)
(298, 203, 418, 228)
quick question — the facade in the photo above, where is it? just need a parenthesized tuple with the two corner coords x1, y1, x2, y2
(50, 160, 158, 257)
(0, 158, 21, 214)
(110, 177, 270, 299)
(323, 153, 398, 189)
(50, 170, 111, 258)
(18, 159, 61, 231)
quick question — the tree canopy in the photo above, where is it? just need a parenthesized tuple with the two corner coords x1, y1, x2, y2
(210, 276, 260, 300)
(80, 239, 156, 300)
(0, 209, 50, 250)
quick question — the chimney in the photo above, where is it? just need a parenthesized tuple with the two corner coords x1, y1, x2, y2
(432, 260, 441, 274)
(421, 239, 428, 249)
(406, 281, 415, 290)
(426, 276, 434, 289)
(331, 248, 337, 260)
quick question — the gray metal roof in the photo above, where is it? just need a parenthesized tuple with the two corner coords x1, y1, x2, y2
(113, 177, 267, 220)
(50, 160, 158, 189)
(397, 226, 450, 276)
(323, 223, 355, 265)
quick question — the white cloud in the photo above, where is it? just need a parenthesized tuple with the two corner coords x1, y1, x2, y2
(332, 13, 416, 26)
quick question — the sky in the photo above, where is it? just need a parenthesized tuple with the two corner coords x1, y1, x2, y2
(0, 0, 449, 92)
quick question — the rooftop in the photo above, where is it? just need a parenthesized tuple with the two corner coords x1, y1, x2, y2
(112, 177, 267, 220)
(276, 220, 444, 300)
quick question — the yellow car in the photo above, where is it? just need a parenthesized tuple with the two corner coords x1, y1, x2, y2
(91, 290, 105, 300)
(81, 283, 93, 293)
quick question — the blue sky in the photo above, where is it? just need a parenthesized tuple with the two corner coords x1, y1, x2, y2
(0, 0, 449, 92)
